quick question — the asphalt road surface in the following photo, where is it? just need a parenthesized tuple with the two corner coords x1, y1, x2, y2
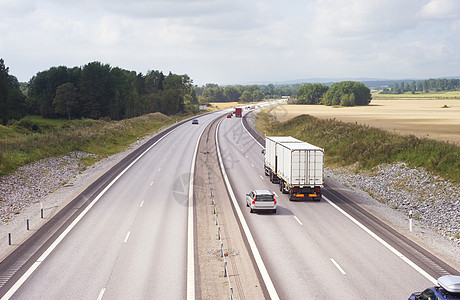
(0, 113, 220, 299)
(0, 105, 457, 300)
(217, 109, 458, 299)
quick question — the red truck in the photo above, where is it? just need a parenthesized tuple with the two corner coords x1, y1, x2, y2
(235, 107, 242, 117)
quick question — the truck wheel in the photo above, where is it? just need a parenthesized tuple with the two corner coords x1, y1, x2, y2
(273, 209, 277, 214)
(250, 207, 254, 213)
(246, 201, 249, 207)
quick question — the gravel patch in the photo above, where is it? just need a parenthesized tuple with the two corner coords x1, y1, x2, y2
(0, 152, 99, 223)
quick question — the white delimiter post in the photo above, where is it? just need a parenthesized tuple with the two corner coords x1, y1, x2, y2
(409, 209, 413, 232)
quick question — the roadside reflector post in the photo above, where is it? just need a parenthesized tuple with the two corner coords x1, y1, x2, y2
(409, 209, 413, 232)
(41, 203, 44, 219)
(218, 226, 221, 240)
(8, 233, 11, 245)
(220, 241, 224, 257)
(224, 259, 228, 277)
(27, 219, 30, 231)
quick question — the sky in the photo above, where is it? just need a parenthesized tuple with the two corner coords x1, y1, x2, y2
(1, 0, 459, 86)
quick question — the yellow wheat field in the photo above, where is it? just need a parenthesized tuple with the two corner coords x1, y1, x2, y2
(270, 99, 460, 145)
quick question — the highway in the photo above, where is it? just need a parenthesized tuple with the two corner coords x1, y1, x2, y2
(0, 104, 457, 299)
(217, 109, 458, 299)
(0, 113, 218, 299)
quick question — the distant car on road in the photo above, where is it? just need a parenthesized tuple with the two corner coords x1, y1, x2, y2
(408, 275, 460, 300)
(192, 119, 199, 125)
(227, 114, 232, 118)
(246, 190, 277, 213)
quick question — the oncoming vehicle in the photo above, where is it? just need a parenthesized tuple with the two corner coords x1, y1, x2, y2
(192, 119, 199, 125)
(246, 190, 277, 213)
(409, 275, 460, 300)
(227, 114, 232, 118)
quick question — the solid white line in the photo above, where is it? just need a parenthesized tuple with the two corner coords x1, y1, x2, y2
(259, 175, 264, 180)
(323, 196, 437, 284)
(330, 258, 346, 275)
(123, 231, 131, 243)
(216, 119, 279, 300)
(0, 125, 180, 300)
(140, 201, 144, 208)
(293, 216, 303, 226)
(97, 288, 106, 300)
(240, 114, 264, 149)
(187, 121, 206, 300)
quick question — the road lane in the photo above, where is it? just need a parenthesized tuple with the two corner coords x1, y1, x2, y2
(2, 113, 218, 299)
(217, 110, 440, 299)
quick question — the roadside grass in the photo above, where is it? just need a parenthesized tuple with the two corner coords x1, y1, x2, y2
(0, 113, 180, 176)
(256, 111, 460, 183)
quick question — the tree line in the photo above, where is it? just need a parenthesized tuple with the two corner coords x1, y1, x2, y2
(382, 78, 460, 94)
(196, 83, 298, 103)
(296, 81, 371, 106)
(0, 59, 197, 124)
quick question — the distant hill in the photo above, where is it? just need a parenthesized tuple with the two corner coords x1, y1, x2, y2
(243, 76, 460, 89)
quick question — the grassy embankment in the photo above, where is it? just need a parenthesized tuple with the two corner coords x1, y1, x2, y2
(256, 110, 460, 183)
(0, 113, 182, 176)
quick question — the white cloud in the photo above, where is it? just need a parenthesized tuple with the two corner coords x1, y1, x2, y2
(1, 0, 459, 84)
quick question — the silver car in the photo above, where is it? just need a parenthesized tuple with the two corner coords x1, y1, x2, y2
(246, 190, 277, 213)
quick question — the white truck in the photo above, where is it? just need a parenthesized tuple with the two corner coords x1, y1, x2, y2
(264, 136, 324, 201)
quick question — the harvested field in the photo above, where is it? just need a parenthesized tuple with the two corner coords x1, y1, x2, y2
(270, 99, 460, 145)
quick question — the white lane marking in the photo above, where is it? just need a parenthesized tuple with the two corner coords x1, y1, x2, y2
(187, 121, 206, 300)
(330, 258, 346, 275)
(0, 125, 180, 300)
(273, 192, 278, 197)
(293, 216, 303, 226)
(245, 154, 248, 158)
(124, 231, 131, 243)
(97, 288, 106, 300)
(251, 163, 255, 168)
(240, 114, 264, 149)
(323, 196, 437, 284)
(150, 181, 154, 186)
(216, 119, 280, 300)
(140, 201, 144, 208)
(259, 175, 264, 180)
(158, 168, 161, 172)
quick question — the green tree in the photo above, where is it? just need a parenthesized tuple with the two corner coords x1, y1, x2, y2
(324, 81, 371, 106)
(252, 89, 265, 101)
(0, 59, 26, 124)
(53, 82, 77, 119)
(297, 83, 328, 104)
(239, 90, 253, 102)
(223, 86, 240, 101)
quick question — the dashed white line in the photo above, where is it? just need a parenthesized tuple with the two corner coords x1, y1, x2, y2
(251, 163, 255, 168)
(140, 201, 144, 208)
(330, 258, 346, 275)
(293, 216, 303, 225)
(324, 196, 437, 284)
(150, 181, 154, 186)
(124, 231, 131, 243)
(273, 192, 278, 197)
(158, 168, 161, 172)
(97, 288, 106, 300)
(0, 126, 179, 300)
(245, 154, 248, 158)
(259, 175, 264, 180)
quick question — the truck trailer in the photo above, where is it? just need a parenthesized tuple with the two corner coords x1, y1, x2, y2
(264, 136, 324, 201)
(235, 107, 242, 117)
